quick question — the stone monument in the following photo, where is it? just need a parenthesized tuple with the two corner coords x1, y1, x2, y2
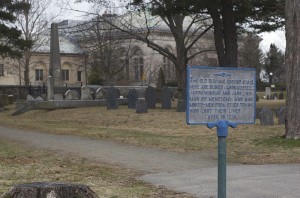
(49, 23, 62, 86)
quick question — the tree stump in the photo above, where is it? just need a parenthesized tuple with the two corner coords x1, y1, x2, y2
(2, 182, 99, 198)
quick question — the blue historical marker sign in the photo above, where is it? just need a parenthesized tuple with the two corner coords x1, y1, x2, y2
(187, 66, 256, 125)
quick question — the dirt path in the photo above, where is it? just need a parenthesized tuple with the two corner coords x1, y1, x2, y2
(0, 126, 217, 173)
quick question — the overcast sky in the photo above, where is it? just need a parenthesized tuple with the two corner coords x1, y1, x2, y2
(62, 0, 286, 53)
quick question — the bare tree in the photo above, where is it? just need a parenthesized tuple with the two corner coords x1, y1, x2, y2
(15, 0, 64, 85)
(77, 15, 140, 85)
(285, 0, 300, 139)
(75, 0, 214, 91)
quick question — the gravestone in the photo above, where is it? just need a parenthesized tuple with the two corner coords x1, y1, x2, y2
(47, 76, 54, 100)
(265, 87, 271, 100)
(256, 108, 262, 119)
(278, 106, 286, 125)
(106, 86, 118, 110)
(8, 95, 14, 105)
(256, 94, 259, 102)
(26, 95, 35, 101)
(127, 89, 138, 109)
(65, 90, 78, 100)
(49, 23, 62, 86)
(279, 92, 284, 100)
(0, 94, 9, 106)
(2, 182, 99, 198)
(36, 96, 44, 101)
(136, 98, 147, 113)
(156, 68, 166, 102)
(145, 86, 156, 109)
(96, 87, 106, 99)
(161, 86, 171, 109)
(54, 94, 63, 100)
(260, 108, 274, 125)
(273, 93, 278, 100)
(270, 94, 274, 100)
(81, 86, 93, 100)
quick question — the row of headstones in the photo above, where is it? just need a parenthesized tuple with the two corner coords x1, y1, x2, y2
(107, 86, 173, 113)
(266, 92, 284, 100)
(259, 106, 286, 125)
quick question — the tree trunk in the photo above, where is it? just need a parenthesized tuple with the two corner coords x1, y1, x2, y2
(285, 0, 300, 139)
(2, 182, 99, 198)
(221, 0, 238, 67)
(24, 51, 30, 86)
(207, 0, 226, 66)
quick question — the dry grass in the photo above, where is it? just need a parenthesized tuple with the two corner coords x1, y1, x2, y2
(0, 99, 299, 165)
(0, 138, 193, 197)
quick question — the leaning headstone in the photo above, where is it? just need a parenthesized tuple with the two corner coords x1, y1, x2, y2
(96, 87, 106, 99)
(54, 94, 63, 100)
(161, 86, 171, 109)
(136, 98, 147, 113)
(2, 182, 99, 198)
(26, 95, 35, 101)
(81, 86, 93, 100)
(278, 106, 286, 125)
(260, 108, 274, 125)
(106, 86, 118, 110)
(279, 92, 284, 100)
(127, 89, 138, 109)
(65, 90, 76, 100)
(145, 86, 156, 109)
(265, 87, 271, 100)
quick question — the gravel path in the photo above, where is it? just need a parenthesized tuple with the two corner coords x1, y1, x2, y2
(0, 126, 217, 173)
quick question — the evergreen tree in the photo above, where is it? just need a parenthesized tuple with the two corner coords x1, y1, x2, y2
(0, 0, 31, 58)
(263, 44, 285, 84)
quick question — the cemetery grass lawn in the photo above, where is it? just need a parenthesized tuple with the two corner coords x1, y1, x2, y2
(0, 100, 299, 165)
(0, 138, 192, 197)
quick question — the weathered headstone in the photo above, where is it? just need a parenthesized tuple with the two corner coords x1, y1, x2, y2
(47, 76, 54, 101)
(265, 87, 271, 100)
(49, 23, 62, 86)
(54, 94, 63, 100)
(256, 108, 262, 119)
(65, 90, 79, 100)
(0, 94, 9, 106)
(145, 86, 156, 109)
(278, 106, 286, 125)
(273, 93, 278, 100)
(26, 95, 35, 101)
(8, 95, 14, 105)
(161, 86, 171, 109)
(260, 108, 274, 125)
(2, 182, 99, 198)
(106, 86, 118, 110)
(81, 86, 93, 100)
(36, 96, 44, 101)
(156, 68, 165, 102)
(136, 98, 147, 113)
(96, 87, 106, 99)
(279, 92, 284, 100)
(127, 89, 138, 109)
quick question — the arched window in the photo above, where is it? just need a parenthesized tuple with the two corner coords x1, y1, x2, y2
(130, 47, 144, 81)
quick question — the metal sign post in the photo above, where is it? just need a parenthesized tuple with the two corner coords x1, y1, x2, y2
(207, 120, 237, 198)
(186, 66, 256, 198)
